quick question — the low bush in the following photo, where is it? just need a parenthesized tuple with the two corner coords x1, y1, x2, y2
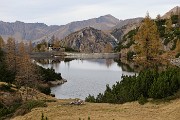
(15, 100, 47, 116)
(0, 84, 15, 92)
(85, 67, 180, 104)
(127, 51, 135, 60)
(39, 66, 62, 82)
(37, 84, 51, 95)
(175, 53, 180, 58)
(64, 47, 79, 52)
(0, 102, 21, 119)
(85, 95, 96, 102)
(138, 95, 147, 105)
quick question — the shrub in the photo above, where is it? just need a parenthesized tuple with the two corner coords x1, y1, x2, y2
(21, 100, 46, 110)
(175, 53, 180, 58)
(171, 15, 178, 24)
(85, 95, 96, 102)
(64, 47, 79, 52)
(39, 66, 62, 82)
(15, 100, 47, 116)
(138, 94, 147, 105)
(163, 38, 171, 45)
(85, 67, 180, 104)
(127, 51, 135, 60)
(0, 102, 21, 119)
(37, 84, 51, 95)
(0, 83, 15, 92)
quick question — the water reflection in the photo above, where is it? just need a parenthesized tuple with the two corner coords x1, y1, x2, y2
(35, 58, 115, 68)
(114, 58, 173, 72)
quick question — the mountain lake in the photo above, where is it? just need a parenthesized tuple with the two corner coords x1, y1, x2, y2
(36, 58, 135, 100)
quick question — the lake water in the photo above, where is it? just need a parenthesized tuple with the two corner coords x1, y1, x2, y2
(37, 59, 135, 100)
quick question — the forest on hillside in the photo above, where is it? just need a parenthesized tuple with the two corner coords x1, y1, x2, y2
(115, 14, 180, 60)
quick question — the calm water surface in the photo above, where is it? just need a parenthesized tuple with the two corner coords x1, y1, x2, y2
(37, 59, 135, 99)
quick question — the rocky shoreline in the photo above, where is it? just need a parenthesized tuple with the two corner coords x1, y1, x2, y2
(30, 52, 119, 59)
(48, 78, 67, 86)
(62, 52, 119, 59)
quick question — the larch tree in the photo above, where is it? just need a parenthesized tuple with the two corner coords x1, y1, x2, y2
(134, 14, 162, 61)
(5, 37, 17, 73)
(165, 18, 172, 34)
(29, 41, 33, 53)
(16, 41, 39, 87)
(15, 41, 40, 100)
(0, 36, 5, 49)
(40, 44, 46, 52)
(104, 43, 113, 53)
(53, 39, 60, 48)
(175, 39, 180, 52)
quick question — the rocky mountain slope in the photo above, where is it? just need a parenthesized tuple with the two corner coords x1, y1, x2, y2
(111, 18, 143, 42)
(0, 21, 60, 42)
(0, 15, 120, 42)
(162, 6, 180, 19)
(60, 27, 117, 53)
(52, 14, 120, 41)
(112, 17, 143, 30)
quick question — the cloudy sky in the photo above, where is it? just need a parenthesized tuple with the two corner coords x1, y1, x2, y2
(0, 0, 179, 25)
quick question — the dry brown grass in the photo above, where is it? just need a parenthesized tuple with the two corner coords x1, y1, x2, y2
(12, 98, 180, 120)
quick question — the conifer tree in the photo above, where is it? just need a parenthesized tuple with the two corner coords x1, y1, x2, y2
(134, 14, 162, 61)
(156, 14, 161, 21)
(5, 37, 17, 73)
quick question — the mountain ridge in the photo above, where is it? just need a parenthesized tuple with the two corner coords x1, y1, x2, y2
(0, 14, 120, 42)
(0, 6, 179, 44)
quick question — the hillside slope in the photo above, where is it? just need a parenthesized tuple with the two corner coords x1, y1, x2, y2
(60, 27, 117, 53)
(13, 99, 180, 120)
(162, 6, 180, 19)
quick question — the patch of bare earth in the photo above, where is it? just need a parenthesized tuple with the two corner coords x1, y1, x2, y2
(12, 98, 180, 120)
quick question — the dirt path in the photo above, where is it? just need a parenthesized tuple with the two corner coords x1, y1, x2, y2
(13, 99, 180, 120)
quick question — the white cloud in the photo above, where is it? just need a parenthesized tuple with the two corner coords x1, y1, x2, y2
(0, 0, 179, 25)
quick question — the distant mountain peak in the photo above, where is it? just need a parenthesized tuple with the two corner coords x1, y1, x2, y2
(102, 14, 116, 18)
(104, 14, 120, 21)
(0, 14, 120, 43)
